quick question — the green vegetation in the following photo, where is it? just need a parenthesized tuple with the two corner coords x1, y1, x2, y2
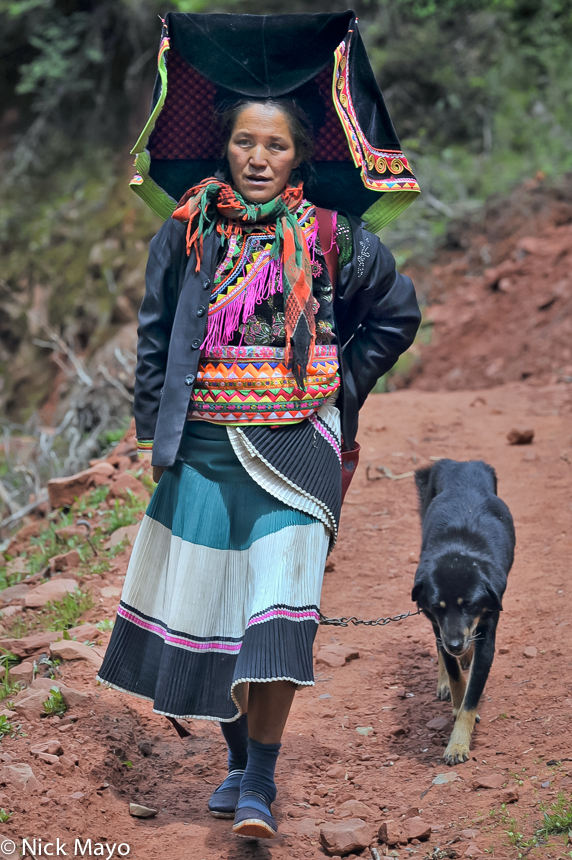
(103, 493, 146, 532)
(42, 686, 67, 717)
(537, 792, 572, 839)
(0, 671, 23, 702)
(0, 714, 15, 739)
(43, 589, 94, 631)
(0, 650, 18, 671)
(0, 809, 12, 823)
(96, 618, 115, 632)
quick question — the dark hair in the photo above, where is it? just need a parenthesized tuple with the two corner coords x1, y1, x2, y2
(214, 97, 315, 184)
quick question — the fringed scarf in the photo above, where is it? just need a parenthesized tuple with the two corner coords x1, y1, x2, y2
(172, 178, 316, 388)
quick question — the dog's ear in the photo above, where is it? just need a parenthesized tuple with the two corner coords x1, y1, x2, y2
(485, 585, 503, 612)
(414, 466, 434, 516)
(411, 581, 424, 604)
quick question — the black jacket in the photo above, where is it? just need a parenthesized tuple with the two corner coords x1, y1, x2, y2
(134, 215, 421, 467)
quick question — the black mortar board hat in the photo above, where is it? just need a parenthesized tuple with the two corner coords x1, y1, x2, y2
(130, 11, 420, 232)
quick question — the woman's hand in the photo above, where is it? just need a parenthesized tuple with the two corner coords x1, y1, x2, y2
(153, 466, 165, 484)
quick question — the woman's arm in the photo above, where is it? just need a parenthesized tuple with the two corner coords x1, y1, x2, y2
(334, 217, 421, 410)
(133, 218, 187, 457)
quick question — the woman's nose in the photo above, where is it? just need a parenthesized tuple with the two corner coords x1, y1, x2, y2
(249, 145, 267, 167)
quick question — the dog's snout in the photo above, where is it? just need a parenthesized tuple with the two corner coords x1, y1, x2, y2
(445, 638, 465, 655)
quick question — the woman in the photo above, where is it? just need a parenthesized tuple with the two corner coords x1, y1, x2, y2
(98, 12, 421, 841)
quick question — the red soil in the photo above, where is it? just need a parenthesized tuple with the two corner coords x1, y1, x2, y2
(1, 381, 571, 860)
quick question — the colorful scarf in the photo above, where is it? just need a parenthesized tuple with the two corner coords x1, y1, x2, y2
(172, 178, 316, 388)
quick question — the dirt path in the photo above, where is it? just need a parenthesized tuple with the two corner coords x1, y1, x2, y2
(2, 381, 571, 860)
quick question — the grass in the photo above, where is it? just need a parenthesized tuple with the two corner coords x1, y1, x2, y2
(6, 615, 33, 639)
(42, 687, 67, 717)
(0, 564, 24, 591)
(43, 589, 94, 631)
(537, 792, 572, 839)
(0, 671, 22, 702)
(103, 493, 146, 532)
(27, 514, 91, 575)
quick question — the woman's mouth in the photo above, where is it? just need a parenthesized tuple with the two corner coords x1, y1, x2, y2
(244, 174, 271, 185)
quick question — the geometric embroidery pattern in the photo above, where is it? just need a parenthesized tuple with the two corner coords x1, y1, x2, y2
(188, 345, 340, 425)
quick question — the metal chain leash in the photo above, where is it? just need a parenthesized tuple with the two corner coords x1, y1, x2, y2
(319, 607, 422, 627)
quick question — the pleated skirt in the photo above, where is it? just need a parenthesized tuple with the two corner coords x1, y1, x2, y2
(97, 412, 340, 722)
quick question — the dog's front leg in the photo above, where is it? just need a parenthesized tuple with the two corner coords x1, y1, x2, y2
(439, 647, 465, 715)
(444, 617, 498, 765)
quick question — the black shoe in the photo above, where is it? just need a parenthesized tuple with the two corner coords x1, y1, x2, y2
(232, 791, 277, 839)
(208, 770, 244, 819)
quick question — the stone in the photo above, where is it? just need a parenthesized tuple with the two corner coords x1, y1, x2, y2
(109, 472, 148, 500)
(0, 755, 12, 764)
(57, 756, 76, 772)
(507, 427, 534, 445)
(319, 819, 373, 856)
(403, 817, 431, 842)
(100, 585, 122, 598)
(0, 763, 41, 791)
(338, 800, 374, 818)
(355, 726, 374, 737)
(31, 740, 64, 756)
(500, 787, 519, 804)
(67, 623, 101, 642)
(49, 639, 103, 669)
(29, 678, 88, 708)
(49, 550, 81, 573)
(109, 523, 140, 548)
(378, 820, 405, 846)
(326, 765, 346, 779)
(433, 772, 460, 785)
(70, 792, 85, 801)
(523, 646, 538, 659)
(426, 716, 450, 731)
(464, 843, 483, 857)
(0, 629, 63, 659)
(498, 646, 510, 654)
(402, 807, 421, 819)
(460, 830, 480, 840)
(129, 803, 158, 818)
(47, 462, 116, 508)
(8, 661, 34, 684)
(24, 578, 78, 608)
(36, 752, 60, 764)
(12, 689, 52, 720)
(316, 644, 360, 669)
(472, 773, 505, 790)
(0, 583, 30, 605)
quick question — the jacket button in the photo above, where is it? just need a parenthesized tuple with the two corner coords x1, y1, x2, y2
(196, 305, 206, 317)
(191, 338, 201, 349)
(185, 374, 195, 386)
(203, 278, 211, 290)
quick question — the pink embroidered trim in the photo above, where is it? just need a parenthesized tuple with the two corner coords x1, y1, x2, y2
(247, 607, 320, 628)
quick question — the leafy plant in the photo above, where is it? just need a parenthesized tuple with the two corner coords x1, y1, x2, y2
(0, 808, 11, 823)
(121, 760, 133, 768)
(0, 650, 18, 672)
(42, 686, 67, 716)
(43, 588, 94, 631)
(0, 714, 15, 739)
(0, 564, 23, 591)
(33, 655, 61, 680)
(96, 618, 114, 632)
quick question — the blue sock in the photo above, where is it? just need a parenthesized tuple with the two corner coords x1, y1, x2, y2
(220, 713, 249, 772)
(237, 738, 281, 809)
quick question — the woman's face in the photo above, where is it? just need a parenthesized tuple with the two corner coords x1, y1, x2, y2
(227, 103, 301, 204)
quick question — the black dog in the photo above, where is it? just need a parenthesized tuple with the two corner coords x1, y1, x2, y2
(411, 459, 515, 765)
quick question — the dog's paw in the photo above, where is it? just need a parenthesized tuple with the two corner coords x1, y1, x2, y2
(436, 682, 451, 701)
(443, 741, 470, 765)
